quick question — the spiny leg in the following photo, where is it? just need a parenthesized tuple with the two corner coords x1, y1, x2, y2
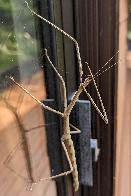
(26, 137, 74, 191)
(44, 49, 67, 111)
(36, 141, 73, 181)
(46, 141, 73, 179)
(25, 1, 83, 81)
(83, 63, 108, 124)
(85, 54, 122, 121)
(10, 77, 64, 117)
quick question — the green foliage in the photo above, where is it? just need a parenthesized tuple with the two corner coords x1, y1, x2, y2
(0, 0, 40, 71)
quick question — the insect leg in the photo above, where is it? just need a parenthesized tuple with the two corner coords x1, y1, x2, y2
(44, 49, 67, 110)
(10, 77, 64, 117)
(83, 63, 108, 124)
(25, 1, 83, 81)
(38, 141, 73, 181)
(69, 123, 81, 134)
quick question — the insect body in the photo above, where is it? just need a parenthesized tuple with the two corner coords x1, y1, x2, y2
(10, 59, 104, 191)
(6, 1, 120, 192)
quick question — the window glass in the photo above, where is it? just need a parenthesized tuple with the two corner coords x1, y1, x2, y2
(0, 1, 57, 195)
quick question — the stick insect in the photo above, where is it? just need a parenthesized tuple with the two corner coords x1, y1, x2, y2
(7, 1, 120, 192)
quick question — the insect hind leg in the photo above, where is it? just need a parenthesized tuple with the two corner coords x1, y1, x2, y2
(39, 141, 73, 181)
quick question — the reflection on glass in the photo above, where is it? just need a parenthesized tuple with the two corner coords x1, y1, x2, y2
(0, 1, 57, 195)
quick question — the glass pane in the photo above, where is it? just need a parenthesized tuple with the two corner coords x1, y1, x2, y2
(0, 0, 57, 195)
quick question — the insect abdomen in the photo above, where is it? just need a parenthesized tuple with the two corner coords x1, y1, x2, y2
(65, 138, 79, 191)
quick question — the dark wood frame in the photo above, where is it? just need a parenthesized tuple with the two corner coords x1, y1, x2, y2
(37, 0, 119, 195)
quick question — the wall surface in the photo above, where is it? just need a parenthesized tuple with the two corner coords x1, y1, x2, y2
(115, 0, 130, 195)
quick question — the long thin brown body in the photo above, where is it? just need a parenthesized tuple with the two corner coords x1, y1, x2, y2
(24, 1, 109, 191)
(63, 117, 79, 191)
(64, 133, 79, 191)
(62, 80, 91, 191)
(10, 76, 91, 191)
(5, 1, 111, 192)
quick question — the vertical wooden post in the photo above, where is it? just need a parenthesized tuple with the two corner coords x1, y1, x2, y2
(115, 0, 129, 196)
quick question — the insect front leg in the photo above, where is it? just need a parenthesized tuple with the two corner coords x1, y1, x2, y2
(83, 63, 108, 124)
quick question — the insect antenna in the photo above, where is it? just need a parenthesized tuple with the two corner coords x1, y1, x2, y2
(83, 52, 123, 124)
(93, 58, 123, 79)
(92, 51, 119, 78)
